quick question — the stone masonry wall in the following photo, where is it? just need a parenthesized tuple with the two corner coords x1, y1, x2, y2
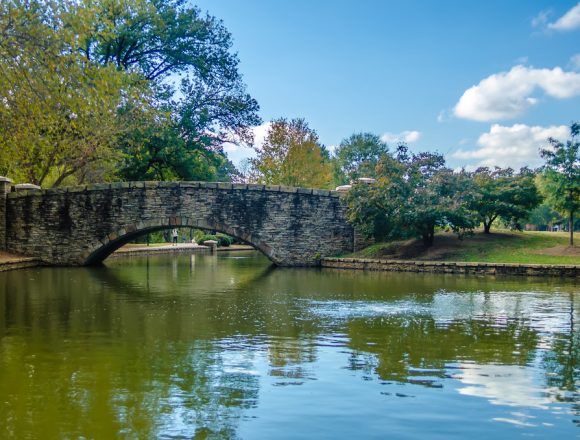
(5, 181, 354, 266)
(0, 177, 11, 250)
(321, 257, 580, 277)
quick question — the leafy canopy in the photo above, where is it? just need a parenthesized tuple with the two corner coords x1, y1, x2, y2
(332, 133, 389, 185)
(345, 144, 477, 246)
(469, 167, 542, 233)
(249, 118, 333, 188)
(539, 122, 580, 244)
(0, 0, 260, 185)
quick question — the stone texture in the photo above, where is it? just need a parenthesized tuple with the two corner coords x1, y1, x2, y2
(321, 257, 579, 278)
(3, 181, 354, 266)
(0, 177, 12, 250)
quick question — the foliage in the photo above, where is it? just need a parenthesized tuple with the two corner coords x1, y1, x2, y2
(469, 167, 542, 233)
(527, 203, 561, 231)
(197, 233, 233, 247)
(0, 0, 150, 186)
(249, 118, 333, 188)
(332, 132, 389, 185)
(216, 233, 234, 247)
(539, 122, 580, 245)
(0, 0, 259, 186)
(344, 145, 478, 246)
(81, 0, 261, 182)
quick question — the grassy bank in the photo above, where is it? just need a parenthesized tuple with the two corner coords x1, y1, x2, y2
(349, 230, 579, 265)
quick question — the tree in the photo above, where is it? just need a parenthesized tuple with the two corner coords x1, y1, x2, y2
(540, 122, 580, 245)
(79, 0, 261, 181)
(344, 145, 477, 246)
(332, 133, 389, 185)
(0, 0, 149, 186)
(249, 118, 333, 188)
(469, 167, 542, 234)
(527, 203, 561, 231)
(0, 0, 260, 185)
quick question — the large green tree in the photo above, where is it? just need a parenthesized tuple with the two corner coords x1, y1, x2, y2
(249, 118, 333, 188)
(79, 0, 261, 182)
(539, 122, 580, 245)
(332, 133, 389, 185)
(469, 167, 542, 234)
(345, 145, 477, 246)
(0, 0, 259, 185)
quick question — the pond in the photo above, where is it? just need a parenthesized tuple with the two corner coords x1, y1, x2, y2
(0, 251, 578, 439)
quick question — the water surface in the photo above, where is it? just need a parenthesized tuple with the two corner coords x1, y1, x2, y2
(1, 251, 579, 439)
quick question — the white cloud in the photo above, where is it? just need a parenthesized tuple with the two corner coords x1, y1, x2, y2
(531, 10, 550, 28)
(452, 123, 569, 169)
(571, 53, 580, 70)
(458, 364, 552, 409)
(223, 122, 272, 165)
(380, 130, 421, 144)
(454, 65, 580, 121)
(547, 2, 580, 31)
(514, 56, 529, 65)
(437, 109, 453, 123)
(250, 121, 271, 148)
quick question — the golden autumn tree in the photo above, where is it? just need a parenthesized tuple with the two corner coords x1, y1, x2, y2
(249, 118, 333, 189)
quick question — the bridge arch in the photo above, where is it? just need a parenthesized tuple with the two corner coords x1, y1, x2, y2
(83, 217, 275, 265)
(4, 181, 355, 267)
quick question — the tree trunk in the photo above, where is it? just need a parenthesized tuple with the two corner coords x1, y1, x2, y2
(483, 221, 491, 234)
(422, 226, 435, 247)
(570, 210, 575, 246)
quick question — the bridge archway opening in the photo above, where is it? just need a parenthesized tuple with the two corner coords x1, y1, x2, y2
(83, 220, 275, 266)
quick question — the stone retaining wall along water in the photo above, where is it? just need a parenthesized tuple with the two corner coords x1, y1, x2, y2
(321, 257, 579, 277)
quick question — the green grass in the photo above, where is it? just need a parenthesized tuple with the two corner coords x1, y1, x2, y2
(348, 230, 579, 265)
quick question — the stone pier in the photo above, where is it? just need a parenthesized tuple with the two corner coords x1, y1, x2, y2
(0, 177, 12, 250)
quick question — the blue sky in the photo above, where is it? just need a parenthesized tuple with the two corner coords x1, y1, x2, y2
(195, 0, 580, 170)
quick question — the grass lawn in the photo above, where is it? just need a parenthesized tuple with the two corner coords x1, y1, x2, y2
(349, 230, 580, 265)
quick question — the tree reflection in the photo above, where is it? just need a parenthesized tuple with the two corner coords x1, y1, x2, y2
(345, 315, 539, 385)
(1, 255, 579, 437)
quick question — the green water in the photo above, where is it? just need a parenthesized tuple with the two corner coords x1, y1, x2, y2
(0, 251, 579, 439)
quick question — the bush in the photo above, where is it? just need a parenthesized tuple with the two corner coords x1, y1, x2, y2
(192, 229, 235, 247)
(216, 233, 234, 247)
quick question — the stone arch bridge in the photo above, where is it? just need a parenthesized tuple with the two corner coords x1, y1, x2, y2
(0, 178, 358, 266)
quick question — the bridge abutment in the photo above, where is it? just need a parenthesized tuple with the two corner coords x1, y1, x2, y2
(0, 177, 12, 250)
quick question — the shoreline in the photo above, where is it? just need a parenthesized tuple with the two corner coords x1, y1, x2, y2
(321, 257, 579, 278)
(109, 243, 255, 257)
(0, 244, 255, 272)
(0, 250, 577, 277)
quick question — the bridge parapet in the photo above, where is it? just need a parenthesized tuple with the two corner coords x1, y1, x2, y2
(6, 181, 343, 199)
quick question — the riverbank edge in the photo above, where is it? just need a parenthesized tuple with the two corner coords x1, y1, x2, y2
(320, 257, 579, 277)
(109, 244, 255, 258)
(0, 257, 44, 272)
(0, 245, 255, 272)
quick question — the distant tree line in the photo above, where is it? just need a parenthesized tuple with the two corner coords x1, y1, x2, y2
(247, 120, 578, 246)
(0, 1, 576, 245)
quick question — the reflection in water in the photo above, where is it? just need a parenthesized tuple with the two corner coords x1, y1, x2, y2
(0, 251, 578, 439)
